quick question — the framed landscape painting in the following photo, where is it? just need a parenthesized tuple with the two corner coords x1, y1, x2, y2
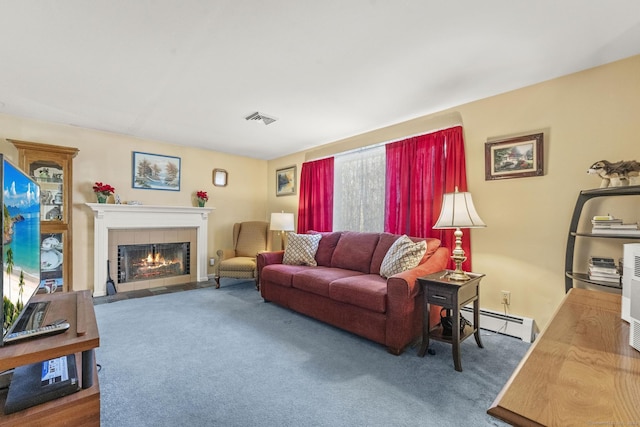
(485, 133, 544, 180)
(276, 165, 296, 196)
(132, 151, 181, 191)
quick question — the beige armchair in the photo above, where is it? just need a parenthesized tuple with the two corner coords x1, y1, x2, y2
(215, 221, 271, 289)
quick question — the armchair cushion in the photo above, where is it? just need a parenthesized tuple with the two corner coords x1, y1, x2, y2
(235, 221, 270, 257)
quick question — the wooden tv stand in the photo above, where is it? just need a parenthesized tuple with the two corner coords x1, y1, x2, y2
(488, 288, 640, 426)
(0, 290, 100, 426)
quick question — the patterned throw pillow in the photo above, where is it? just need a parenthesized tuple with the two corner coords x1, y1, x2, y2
(379, 235, 427, 278)
(283, 233, 322, 266)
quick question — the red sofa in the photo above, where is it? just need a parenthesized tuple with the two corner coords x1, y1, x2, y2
(257, 231, 449, 355)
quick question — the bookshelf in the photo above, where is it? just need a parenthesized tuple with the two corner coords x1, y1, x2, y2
(564, 185, 640, 293)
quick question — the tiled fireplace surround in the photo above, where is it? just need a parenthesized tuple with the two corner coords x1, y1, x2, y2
(86, 204, 213, 297)
(109, 228, 197, 292)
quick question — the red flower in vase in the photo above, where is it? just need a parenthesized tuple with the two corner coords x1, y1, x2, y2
(93, 182, 115, 195)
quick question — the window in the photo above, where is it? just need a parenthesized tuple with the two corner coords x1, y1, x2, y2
(332, 146, 385, 232)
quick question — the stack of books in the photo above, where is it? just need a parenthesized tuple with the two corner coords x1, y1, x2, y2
(591, 215, 640, 235)
(588, 256, 621, 284)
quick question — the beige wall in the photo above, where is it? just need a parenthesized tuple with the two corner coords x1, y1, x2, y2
(2, 54, 638, 331)
(0, 117, 268, 290)
(267, 54, 640, 331)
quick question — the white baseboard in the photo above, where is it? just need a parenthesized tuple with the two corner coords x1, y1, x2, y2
(460, 306, 535, 343)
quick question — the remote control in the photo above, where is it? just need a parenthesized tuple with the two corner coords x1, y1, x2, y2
(3, 321, 70, 344)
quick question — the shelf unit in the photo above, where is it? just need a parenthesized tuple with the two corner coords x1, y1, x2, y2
(564, 185, 640, 293)
(0, 291, 99, 426)
(9, 140, 79, 292)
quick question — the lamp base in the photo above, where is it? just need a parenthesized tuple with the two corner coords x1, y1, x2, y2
(445, 269, 470, 282)
(447, 227, 470, 281)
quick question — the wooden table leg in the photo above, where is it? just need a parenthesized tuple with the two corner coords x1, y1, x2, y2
(452, 306, 462, 372)
(473, 297, 484, 348)
(418, 296, 431, 357)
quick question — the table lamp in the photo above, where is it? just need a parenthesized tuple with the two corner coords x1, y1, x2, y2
(433, 187, 486, 281)
(270, 212, 295, 250)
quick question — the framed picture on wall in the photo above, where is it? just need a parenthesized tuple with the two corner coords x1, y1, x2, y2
(485, 133, 544, 180)
(276, 165, 296, 196)
(132, 151, 181, 191)
(212, 169, 228, 187)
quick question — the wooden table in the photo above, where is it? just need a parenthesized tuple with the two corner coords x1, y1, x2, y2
(0, 291, 100, 426)
(417, 270, 484, 372)
(488, 288, 640, 426)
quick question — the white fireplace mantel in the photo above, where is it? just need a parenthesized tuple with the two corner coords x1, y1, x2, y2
(86, 203, 214, 296)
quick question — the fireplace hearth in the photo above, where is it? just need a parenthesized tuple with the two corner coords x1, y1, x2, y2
(118, 242, 190, 283)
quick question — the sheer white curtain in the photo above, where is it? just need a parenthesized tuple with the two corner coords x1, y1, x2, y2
(333, 145, 385, 232)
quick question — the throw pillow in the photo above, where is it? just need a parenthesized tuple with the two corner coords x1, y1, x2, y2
(283, 233, 322, 266)
(379, 235, 427, 278)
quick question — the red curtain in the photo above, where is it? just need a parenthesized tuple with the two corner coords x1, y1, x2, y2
(297, 157, 334, 233)
(385, 126, 471, 271)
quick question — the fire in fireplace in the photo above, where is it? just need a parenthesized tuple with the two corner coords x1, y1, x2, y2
(118, 242, 190, 283)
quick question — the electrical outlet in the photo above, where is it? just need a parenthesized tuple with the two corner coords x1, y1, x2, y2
(209, 258, 215, 266)
(501, 290, 511, 305)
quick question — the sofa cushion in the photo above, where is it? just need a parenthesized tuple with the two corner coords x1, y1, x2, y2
(262, 264, 310, 287)
(309, 231, 342, 267)
(329, 274, 387, 313)
(415, 237, 441, 264)
(370, 233, 442, 274)
(292, 267, 364, 298)
(283, 233, 322, 266)
(370, 233, 401, 275)
(330, 231, 380, 273)
(379, 235, 427, 278)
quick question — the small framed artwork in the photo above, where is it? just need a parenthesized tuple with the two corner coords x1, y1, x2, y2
(213, 168, 228, 187)
(485, 133, 544, 180)
(132, 151, 181, 191)
(276, 165, 296, 196)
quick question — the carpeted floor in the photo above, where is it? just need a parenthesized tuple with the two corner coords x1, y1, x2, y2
(95, 279, 529, 427)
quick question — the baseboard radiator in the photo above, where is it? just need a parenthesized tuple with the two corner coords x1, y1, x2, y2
(460, 306, 535, 343)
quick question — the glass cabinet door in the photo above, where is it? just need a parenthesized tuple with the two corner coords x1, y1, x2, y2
(40, 232, 64, 292)
(28, 160, 65, 222)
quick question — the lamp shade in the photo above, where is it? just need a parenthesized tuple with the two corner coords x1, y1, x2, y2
(433, 190, 486, 229)
(270, 212, 295, 231)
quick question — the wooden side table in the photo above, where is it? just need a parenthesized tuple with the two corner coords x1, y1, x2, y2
(417, 270, 485, 371)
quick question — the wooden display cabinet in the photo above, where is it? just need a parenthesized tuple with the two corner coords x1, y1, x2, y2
(9, 140, 79, 292)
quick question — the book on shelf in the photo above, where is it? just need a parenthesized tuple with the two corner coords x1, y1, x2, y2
(589, 256, 616, 267)
(588, 275, 621, 284)
(591, 215, 639, 234)
(587, 255, 621, 283)
(591, 228, 640, 235)
(588, 265, 618, 275)
(592, 223, 639, 229)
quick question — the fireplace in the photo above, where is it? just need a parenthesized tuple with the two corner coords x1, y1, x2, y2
(108, 227, 197, 292)
(86, 204, 214, 296)
(118, 242, 190, 283)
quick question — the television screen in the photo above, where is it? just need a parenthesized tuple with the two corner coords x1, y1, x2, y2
(1, 155, 41, 342)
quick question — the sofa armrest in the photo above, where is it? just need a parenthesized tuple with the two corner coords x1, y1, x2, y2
(387, 247, 450, 298)
(256, 250, 285, 281)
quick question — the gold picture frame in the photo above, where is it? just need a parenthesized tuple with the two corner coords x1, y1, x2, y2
(213, 169, 228, 187)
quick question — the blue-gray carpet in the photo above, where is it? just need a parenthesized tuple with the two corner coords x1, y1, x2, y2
(95, 279, 529, 426)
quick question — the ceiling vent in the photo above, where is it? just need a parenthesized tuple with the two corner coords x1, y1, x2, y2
(245, 111, 277, 125)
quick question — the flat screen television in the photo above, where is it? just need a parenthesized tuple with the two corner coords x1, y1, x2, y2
(1, 154, 41, 346)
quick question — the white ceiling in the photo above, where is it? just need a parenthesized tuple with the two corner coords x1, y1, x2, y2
(1, 1, 640, 160)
